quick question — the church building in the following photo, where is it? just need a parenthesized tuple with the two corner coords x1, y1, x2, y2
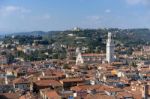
(76, 32, 115, 65)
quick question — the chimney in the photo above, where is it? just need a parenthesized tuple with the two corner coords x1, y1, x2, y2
(142, 85, 149, 99)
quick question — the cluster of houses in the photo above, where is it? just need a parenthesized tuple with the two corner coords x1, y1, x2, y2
(0, 33, 150, 99)
(0, 59, 149, 99)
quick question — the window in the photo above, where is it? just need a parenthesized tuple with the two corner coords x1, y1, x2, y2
(15, 85, 18, 88)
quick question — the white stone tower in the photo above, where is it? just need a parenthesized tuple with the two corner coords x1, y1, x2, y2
(106, 32, 115, 63)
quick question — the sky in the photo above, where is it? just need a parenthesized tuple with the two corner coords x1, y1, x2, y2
(0, 0, 150, 33)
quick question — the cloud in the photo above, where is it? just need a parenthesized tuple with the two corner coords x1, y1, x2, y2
(105, 9, 111, 13)
(28, 14, 51, 21)
(42, 14, 51, 19)
(0, 5, 30, 16)
(125, 0, 150, 5)
(86, 15, 101, 21)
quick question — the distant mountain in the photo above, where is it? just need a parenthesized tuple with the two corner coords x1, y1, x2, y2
(42, 28, 150, 48)
(7, 31, 47, 36)
(3, 28, 150, 47)
(6, 30, 63, 37)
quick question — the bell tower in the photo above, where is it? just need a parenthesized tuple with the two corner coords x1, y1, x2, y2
(106, 32, 115, 63)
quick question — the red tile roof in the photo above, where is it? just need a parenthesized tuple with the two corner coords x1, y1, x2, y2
(13, 77, 29, 84)
(34, 80, 62, 87)
(45, 90, 61, 99)
(0, 93, 19, 99)
(60, 78, 84, 83)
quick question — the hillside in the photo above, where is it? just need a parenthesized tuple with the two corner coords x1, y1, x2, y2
(4, 28, 150, 49)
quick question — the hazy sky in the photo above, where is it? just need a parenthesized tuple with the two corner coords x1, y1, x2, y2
(0, 0, 150, 32)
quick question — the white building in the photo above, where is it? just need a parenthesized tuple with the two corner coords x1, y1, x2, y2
(76, 50, 84, 65)
(106, 32, 115, 63)
(13, 77, 30, 91)
(76, 50, 105, 65)
(0, 56, 7, 65)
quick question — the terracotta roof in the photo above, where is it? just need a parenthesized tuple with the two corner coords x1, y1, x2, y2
(45, 90, 61, 99)
(19, 92, 37, 99)
(43, 69, 65, 76)
(0, 93, 19, 99)
(34, 80, 62, 87)
(85, 93, 115, 99)
(123, 86, 142, 99)
(117, 91, 133, 98)
(71, 85, 116, 92)
(13, 77, 29, 84)
(60, 78, 84, 83)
